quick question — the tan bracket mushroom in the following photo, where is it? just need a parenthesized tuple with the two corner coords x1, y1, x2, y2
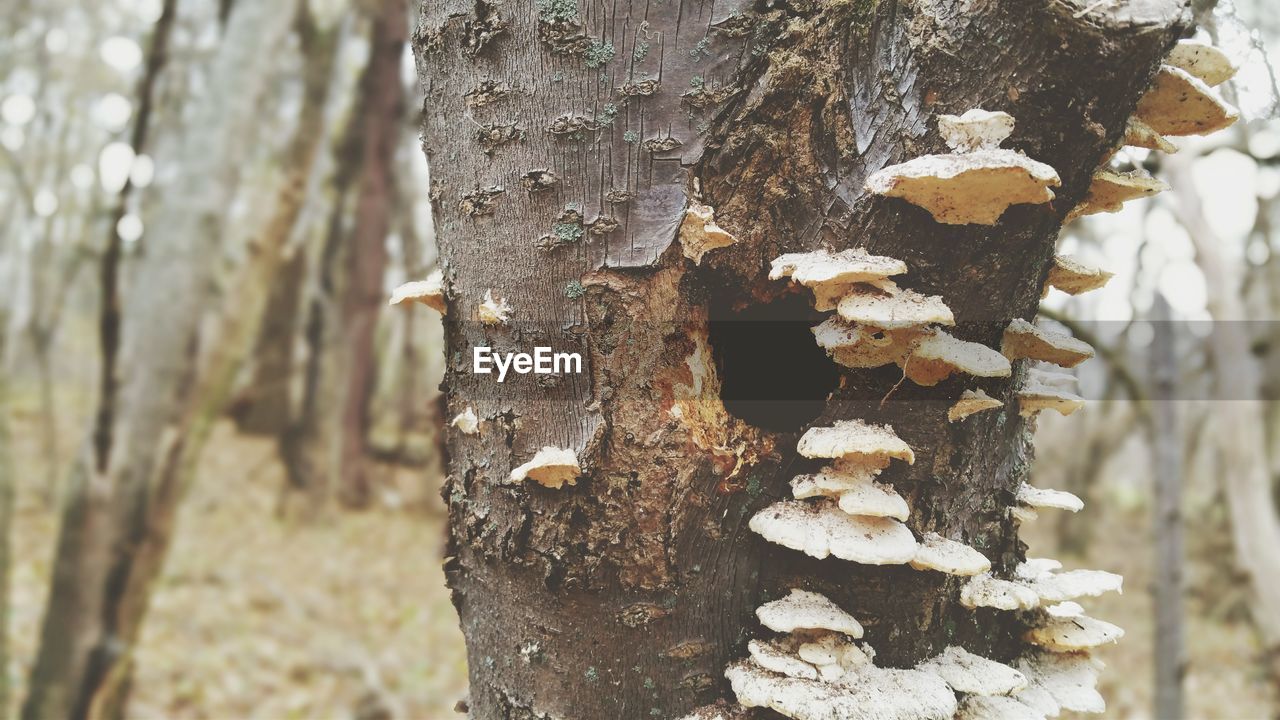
(1166, 39, 1237, 87)
(960, 573, 1040, 611)
(389, 268, 446, 313)
(918, 645, 1027, 696)
(1017, 482, 1084, 513)
(756, 589, 865, 638)
(1002, 318, 1095, 368)
(725, 661, 958, 720)
(1135, 65, 1239, 136)
(791, 467, 910, 521)
(1025, 615, 1124, 652)
(679, 203, 736, 265)
(909, 533, 991, 576)
(748, 500, 918, 564)
(451, 406, 479, 435)
(478, 289, 512, 325)
(901, 330, 1013, 386)
(508, 446, 580, 488)
(1069, 168, 1169, 219)
(947, 388, 1003, 422)
(1122, 116, 1178, 154)
(866, 110, 1061, 225)
(1044, 255, 1113, 297)
(770, 249, 907, 311)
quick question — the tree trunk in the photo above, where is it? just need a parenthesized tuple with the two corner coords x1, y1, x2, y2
(21, 2, 298, 718)
(0, 313, 13, 720)
(413, 0, 1184, 717)
(1150, 293, 1185, 720)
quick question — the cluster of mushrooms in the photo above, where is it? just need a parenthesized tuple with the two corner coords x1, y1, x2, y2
(704, 38, 1239, 720)
(386, 36, 1241, 720)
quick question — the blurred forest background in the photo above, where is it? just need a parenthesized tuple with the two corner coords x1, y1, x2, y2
(0, 0, 1279, 718)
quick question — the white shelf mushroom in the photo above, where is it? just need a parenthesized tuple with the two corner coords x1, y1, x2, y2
(508, 446, 580, 488)
(956, 695, 1046, 720)
(918, 645, 1028, 696)
(791, 467, 910, 521)
(812, 317, 923, 370)
(836, 285, 955, 330)
(679, 203, 736, 265)
(909, 533, 991, 576)
(1023, 569, 1124, 603)
(756, 589, 865, 638)
(960, 573, 1040, 611)
(866, 110, 1060, 225)
(1016, 651, 1106, 714)
(1017, 483, 1084, 513)
(1002, 318, 1095, 368)
(901, 330, 1013, 386)
(1044, 255, 1113, 297)
(1166, 39, 1237, 87)
(948, 388, 1003, 422)
(1135, 65, 1239, 136)
(797, 420, 915, 466)
(1069, 169, 1169, 219)
(748, 500, 918, 564)
(1122, 116, 1178, 154)
(725, 661, 958, 720)
(1025, 615, 1124, 652)
(770, 248, 907, 311)
(748, 637, 819, 680)
(389, 268, 446, 313)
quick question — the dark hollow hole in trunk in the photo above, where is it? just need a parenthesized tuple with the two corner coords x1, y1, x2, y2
(709, 294, 840, 432)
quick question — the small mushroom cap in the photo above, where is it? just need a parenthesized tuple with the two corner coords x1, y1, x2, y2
(902, 330, 1013, 386)
(756, 588, 864, 637)
(797, 633, 861, 666)
(1018, 651, 1105, 714)
(770, 248, 907, 288)
(1070, 169, 1169, 219)
(451, 406, 479, 435)
(866, 149, 1061, 225)
(937, 109, 1016, 152)
(1123, 116, 1178, 153)
(1017, 483, 1084, 512)
(725, 661, 958, 720)
(910, 532, 992, 576)
(1045, 255, 1113, 296)
(1012, 684, 1061, 718)
(1135, 65, 1239, 136)
(948, 388, 1004, 422)
(797, 420, 915, 465)
(790, 462, 882, 499)
(478, 289, 512, 325)
(1011, 505, 1040, 523)
(749, 638, 819, 680)
(836, 479, 911, 521)
(748, 500, 918, 565)
(680, 203, 736, 264)
(1167, 39, 1237, 87)
(1017, 386, 1086, 417)
(1025, 615, 1124, 652)
(508, 446, 580, 488)
(1047, 601, 1085, 618)
(960, 573, 1041, 611)
(836, 285, 955, 330)
(919, 645, 1027, 696)
(1002, 318, 1095, 368)
(1016, 557, 1064, 578)
(956, 695, 1046, 720)
(1025, 569, 1124, 603)
(389, 269, 447, 313)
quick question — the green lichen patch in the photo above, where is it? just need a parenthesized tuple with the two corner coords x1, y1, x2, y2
(584, 39, 616, 68)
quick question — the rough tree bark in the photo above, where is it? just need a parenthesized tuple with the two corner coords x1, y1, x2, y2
(21, 1, 298, 718)
(413, 0, 1186, 717)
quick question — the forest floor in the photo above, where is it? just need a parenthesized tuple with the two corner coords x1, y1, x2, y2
(3, 391, 1276, 719)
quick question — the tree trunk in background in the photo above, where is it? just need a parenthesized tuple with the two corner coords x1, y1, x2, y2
(21, 2, 298, 719)
(0, 318, 13, 720)
(233, 246, 308, 435)
(1171, 155, 1280, 690)
(1151, 293, 1185, 720)
(283, 0, 405, 512)
(413, 0, 1182, 716)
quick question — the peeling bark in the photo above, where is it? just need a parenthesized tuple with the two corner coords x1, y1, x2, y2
(413, 0, 1186, 717)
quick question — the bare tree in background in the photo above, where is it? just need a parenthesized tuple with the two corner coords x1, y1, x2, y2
(413, 0, 1184, 715)
(1151, 293, 1185, 719)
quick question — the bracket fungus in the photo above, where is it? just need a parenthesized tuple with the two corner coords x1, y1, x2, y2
(796, 420, 915, 466)
(812, 317, 922, 370)
(909, 532, 991, 576)
(836, 285, 955, 330)
(679, 203, 736, 265)
(507, 446, 580, 488)
(1047, 601, 1085, 618)
(791, 467, 910, 521)
(1069, 169, 1169, 219)
(1044, 255, 1113, 296)
(450, 406, 479, 435)
(1025, 615, 1124, 652)
(901, 330, 1013, 386)
(960, 573, 1040, 611)
(1017, 652, 1106, 715)
(749, 638, 820, 681)
(478, 289, 512, 325)
(1122, 116, 1178, 154)
(1017, 482, 1084, 513)
(947, 388, 1003, 422)
(388, 269, 446, 313)
(725, 661, 958, 720)
(1002, 318, 1094, 368)
(1166, 39, 1237, 87)
(769, 248, 907, 311)
(1135, 65, 1239, 136)
(919, 645, 1027, 696)
(748, 500, 918, 564)
(866, 110, 1060, 225)
(1017, 377, 1086, 418)
(1023, 569, 1124, 603)
(756, 589, 865, 638)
